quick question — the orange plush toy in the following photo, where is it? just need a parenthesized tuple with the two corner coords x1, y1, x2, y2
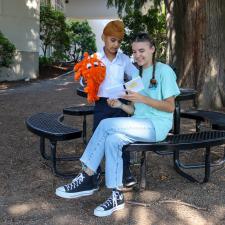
(74, 52, 106, 103)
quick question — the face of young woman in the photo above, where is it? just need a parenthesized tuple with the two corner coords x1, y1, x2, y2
(103, 35, 122, 55)
(132, 41, 155, 68)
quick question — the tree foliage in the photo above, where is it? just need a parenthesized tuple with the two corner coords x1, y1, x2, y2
(107, 0, 166, 61)
(67, 20, 97, 63)
(121, 8, 166, 61)
(0, 31, 16, 67)
(107, 0, 162, 16)
(108, 0, 225, 109)
(107, 0, 147, 17)
(40, 5, 70, 62)
(40, 5, 96, 64)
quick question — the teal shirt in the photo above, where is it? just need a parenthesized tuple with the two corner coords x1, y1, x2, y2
(132, 62, 180, 141)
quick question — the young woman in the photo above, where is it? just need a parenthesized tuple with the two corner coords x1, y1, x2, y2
(55, 32, 180, 217)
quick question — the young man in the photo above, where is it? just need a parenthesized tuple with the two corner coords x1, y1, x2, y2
(92, 20, 139, 188)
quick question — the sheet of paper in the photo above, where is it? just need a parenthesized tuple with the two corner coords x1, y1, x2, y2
(105, 76, 144, 99)
(106, 85, 126, 99)
(124, 76, 144, 92)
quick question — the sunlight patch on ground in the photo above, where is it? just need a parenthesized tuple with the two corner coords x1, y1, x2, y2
(53, 215, 78, 224)
(139, 190, 161, 202)
(134, 207, 156, 225)
(7, 201, 52, 216)
(0, 89, 15, 94)
(113, 207, 129, 220)
(211, 206, 225, 223)
(58, 81, 74, 86)
(56, 87, 69, 91)
(172, 204, 208, 225)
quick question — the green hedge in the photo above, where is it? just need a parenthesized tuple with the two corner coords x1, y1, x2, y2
(0, 31, 16, 67)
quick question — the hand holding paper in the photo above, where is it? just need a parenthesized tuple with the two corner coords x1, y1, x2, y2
(106, 76, 144, 99)
(124, 76, 144, 92)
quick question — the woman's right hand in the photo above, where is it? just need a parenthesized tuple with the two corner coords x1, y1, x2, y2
(107, 99, 122, 108)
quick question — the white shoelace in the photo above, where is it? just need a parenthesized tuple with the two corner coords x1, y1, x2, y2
(101, 191, 119, 209)
(65, 173, 85, 191)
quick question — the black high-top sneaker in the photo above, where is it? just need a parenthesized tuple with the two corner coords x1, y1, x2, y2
(55, 172, 99, 199)
(123, 167, 137, 188)
(94, 189, 125, 217)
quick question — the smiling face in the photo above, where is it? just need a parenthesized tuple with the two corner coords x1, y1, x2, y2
(132, 41, 155, 68)
(102, 35, 122, 57)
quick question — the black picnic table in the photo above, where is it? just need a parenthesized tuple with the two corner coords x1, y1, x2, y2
(76, 86, 197, 134)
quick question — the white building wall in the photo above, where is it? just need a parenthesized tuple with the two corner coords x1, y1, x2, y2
(64, 0, 118, 20)
(87, 19, 111, 51)
(0, 0, 40, 81)
(0, 0, 118, 81)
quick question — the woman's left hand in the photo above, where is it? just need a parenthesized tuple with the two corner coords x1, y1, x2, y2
(122, 91, 145, 103)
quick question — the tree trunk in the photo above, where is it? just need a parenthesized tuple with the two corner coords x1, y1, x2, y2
(167, 0, 225, 110)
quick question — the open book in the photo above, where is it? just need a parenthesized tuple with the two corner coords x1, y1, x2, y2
(106, 76, 144, 99)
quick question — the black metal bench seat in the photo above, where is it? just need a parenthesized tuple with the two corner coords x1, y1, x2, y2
(26, 112, 82, 177)
(123, 130, 225, 189)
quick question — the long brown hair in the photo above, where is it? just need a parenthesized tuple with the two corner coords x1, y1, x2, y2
(131, 32, 157, 87)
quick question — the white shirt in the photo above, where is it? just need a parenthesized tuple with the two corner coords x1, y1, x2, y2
(96, 49, 138, 98)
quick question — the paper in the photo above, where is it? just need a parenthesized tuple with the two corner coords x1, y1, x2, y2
(106, 76, 144, 99)
(124, 76, 144, 92)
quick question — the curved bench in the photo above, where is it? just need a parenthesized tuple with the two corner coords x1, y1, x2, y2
(180, 109, 225, 169)
(26, 112, 82, 177)
(123, 130, 225, 189)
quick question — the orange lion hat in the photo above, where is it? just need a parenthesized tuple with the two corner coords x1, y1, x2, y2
(103, 20, 125, 40)
(74, 52, 106, 103)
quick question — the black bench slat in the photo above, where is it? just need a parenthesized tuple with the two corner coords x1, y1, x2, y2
(124, 130, 225, 187)
(125, 131, 225, 152)
(26, 112, 82, 177)
(26, 112, 82, 141)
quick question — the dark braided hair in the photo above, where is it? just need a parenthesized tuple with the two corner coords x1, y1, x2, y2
(132, 32, 157, 88)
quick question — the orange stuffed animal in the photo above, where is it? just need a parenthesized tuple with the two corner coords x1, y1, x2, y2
(74, 52, 106, 103)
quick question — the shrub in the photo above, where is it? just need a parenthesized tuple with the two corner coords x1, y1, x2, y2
(39, 56, 54, 67)
(40, 5, 70, 62)
(0, 31, 16, 67)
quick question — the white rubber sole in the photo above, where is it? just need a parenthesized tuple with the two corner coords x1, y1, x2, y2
(55, 188, 99, 199)
(94, 203, 125, 217)
(125, 180, 137, 188)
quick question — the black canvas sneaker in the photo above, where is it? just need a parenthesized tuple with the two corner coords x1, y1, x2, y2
(123, 167, 137, 188)
(55, 172, 99, 199)
(94, 189, 125, 217)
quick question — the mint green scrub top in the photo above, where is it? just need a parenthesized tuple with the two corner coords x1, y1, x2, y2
(132, 62, 180, 141)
